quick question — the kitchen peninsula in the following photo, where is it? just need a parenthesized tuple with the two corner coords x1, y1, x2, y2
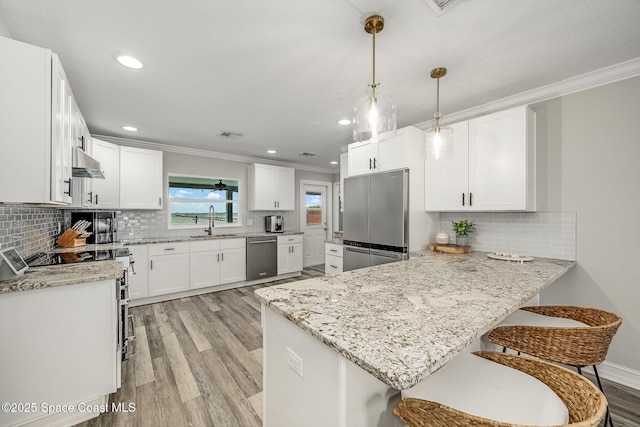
(255, 251, 575, 427)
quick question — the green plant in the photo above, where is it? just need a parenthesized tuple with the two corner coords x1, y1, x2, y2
(452, 220, 475, 237)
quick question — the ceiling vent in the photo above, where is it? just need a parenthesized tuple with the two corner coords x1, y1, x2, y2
(217, 130, 244, 139)
(423, 0, 464, 15)
(298, 152, 317, 157)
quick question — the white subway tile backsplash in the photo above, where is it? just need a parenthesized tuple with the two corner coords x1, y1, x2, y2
(439, 212, 576, 260)
(0, 204, 63, 258)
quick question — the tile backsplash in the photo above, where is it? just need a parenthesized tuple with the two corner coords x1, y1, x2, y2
(115, 209, 293, 241)
(438, 212, 576, 260)
(0, 204, 63, 257)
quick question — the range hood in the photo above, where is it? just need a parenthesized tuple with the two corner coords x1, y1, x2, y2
(72, 147, 105, 179)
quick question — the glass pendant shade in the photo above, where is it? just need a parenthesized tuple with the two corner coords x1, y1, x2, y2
(425, 125, 454, 160)
(353, 88, 396, 142)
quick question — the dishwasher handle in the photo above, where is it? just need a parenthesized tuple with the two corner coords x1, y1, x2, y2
(345, 246, 369, 255)
(248, 239, 277, 244)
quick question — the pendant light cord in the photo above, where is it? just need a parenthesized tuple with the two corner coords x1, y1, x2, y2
(435, 76, 441, 132)
(371, 30, 377, 94)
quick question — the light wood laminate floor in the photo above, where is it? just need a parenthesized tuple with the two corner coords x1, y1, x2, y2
(76, 265, 640, 427)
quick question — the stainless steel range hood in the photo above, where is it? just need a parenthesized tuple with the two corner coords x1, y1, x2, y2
(72, 147, 105, 179)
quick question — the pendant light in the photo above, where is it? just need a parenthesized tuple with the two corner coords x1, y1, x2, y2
(212, 179, 228, 191)
(425, 67, 454, 159)
(353, 15, 397, 142)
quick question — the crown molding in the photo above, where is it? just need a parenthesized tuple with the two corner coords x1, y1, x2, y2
(415, 56, 640, 129)
(91, 134, 336, 175)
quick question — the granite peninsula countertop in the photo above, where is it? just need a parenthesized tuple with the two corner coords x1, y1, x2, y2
(255, 250, 575, 390)
(0, 261, 123, 295)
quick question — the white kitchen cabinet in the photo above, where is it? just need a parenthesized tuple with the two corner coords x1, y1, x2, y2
(0, 280, 117, 427)
(339, 152, 348, 212)
(70, 98, 94, 208)
(0, 38, 74, 204)
(91, 138, 120, 208)
(119, 146, 164, 209)
(128, 244, 150, 300)
(425, 105, 536, 211)
(324, 242, 343, 275)
(190, 238, 246, 289)
(149, 242, 190, 296)
(347, 127, 420, 176)
(248, 163, 295, 210)
(277, 234, 303, 275)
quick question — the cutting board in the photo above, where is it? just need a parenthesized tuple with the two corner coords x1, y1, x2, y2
(429, 244, 471, 254)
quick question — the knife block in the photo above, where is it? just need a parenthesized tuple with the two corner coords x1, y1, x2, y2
(57, 228, 86, 247)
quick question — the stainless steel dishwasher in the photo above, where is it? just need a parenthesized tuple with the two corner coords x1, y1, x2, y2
(246, 236, 277, 280)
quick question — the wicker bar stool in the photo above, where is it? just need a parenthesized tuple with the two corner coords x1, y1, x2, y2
(393, 351, 607, 427)
(488, 306, 622, 427)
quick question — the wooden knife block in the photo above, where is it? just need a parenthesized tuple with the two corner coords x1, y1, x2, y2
(57, 228, 86, 247)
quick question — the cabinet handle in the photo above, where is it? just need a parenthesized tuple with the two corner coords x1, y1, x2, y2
(217, 254, 220, 262)
(87, 191, 93, 204)
(274, 201, 277, 208)
(79, 135, 85, 151)
(330, 265, 338, 269)
(469, 192, 473, 207)
(373, 158, 377, 169)
(64, 179, 72, 196)
(159, 197, 162, 206)
(150, 260, 153, 270)
(95, 194, 99, 205)
(462, 193, 465, 206)
(369, 158, 372, 170)
(164, 247, 175, 251)
(291, 246, 294, 253)
(330, 249, 337, 252)
(221, 253, 224, 261)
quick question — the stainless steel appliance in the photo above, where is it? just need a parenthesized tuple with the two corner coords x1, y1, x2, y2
(71, 211, 117, 244)
(246, 236, 277, 280)
(343, 169, 409, 271)
(265, 215, 284, 233)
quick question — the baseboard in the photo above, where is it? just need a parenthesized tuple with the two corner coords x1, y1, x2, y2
(583, 361, 640, 391)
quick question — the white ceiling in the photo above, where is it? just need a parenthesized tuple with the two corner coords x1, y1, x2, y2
(2, 0, 640, 172)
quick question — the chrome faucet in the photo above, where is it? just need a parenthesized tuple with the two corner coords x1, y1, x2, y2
(205, 204, 215, 235)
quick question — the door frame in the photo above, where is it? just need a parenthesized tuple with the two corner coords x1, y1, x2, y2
(299, 180, 332, 237)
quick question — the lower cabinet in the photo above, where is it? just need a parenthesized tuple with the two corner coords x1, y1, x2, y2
(277, 235, 304, 275)
(128, 244, 149, 299)
(148, 242, 190, 297)
(325, 242, 344, 275)
(190, 238, 246, 289)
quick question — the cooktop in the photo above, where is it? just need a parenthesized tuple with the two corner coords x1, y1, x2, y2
(25, 248, 130, 267)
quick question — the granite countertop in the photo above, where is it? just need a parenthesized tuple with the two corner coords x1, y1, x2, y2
(119, 231, 302, 245)
(255, 250, 575, 390)
(0, 261, 123, 295)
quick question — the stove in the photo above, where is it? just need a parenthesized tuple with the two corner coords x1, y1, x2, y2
(25, 248, 130, 267)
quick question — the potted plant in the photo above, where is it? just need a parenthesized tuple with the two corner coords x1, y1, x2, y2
(452, 220, 474, 246)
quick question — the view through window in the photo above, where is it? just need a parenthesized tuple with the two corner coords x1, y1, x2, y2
(306, 191, 323, 226)
(168, 175, 240, 227)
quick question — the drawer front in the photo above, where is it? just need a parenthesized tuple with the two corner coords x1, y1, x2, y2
(324, 243, 343, 257)
(325, 254, 343, 275)
(190, 239, 221, 253)
(219, 238, 246, 250)
(277, 234, 303, 245)
(148, 242, 190, 256)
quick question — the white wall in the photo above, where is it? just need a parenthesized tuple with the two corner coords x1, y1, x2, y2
(533, 76, 640, 371)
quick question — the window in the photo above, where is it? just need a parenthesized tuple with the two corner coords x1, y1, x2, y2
(168, 175, 240, 228)
(305, 191, 323, 226)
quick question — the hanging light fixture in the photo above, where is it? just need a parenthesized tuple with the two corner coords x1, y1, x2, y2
(353, 15, 396, 142)
(213, 179, 228, 191)
(425, 67, 454, 159)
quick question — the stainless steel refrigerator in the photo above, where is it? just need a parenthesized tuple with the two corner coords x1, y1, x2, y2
(343, 169, 409, 271)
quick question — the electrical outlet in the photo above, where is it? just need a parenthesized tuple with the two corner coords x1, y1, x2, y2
(286, 347, 303, 378)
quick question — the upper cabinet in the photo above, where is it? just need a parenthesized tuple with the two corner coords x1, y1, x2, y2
(91, 139, 120, 209)
(248, 164, 295, 210)
(347, 126, 421, 176)
(425, 105, 537, 211)
(119, 146, 163, 209)
(0, 37, 73, 204)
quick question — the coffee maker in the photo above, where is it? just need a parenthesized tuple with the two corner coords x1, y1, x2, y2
(265, 215, 284, 233)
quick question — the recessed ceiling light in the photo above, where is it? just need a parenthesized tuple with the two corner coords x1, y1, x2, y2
(117, 55, 143, 69)
(122, 126, 138, 132)
(330, 161, 338, 165)
(267, 150, 277, 154)
(337, 119, 351, 126)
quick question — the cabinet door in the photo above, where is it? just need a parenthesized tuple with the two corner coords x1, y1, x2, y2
(339, 152, 348, 212)
(377, 132, 409, 172)
(119, 146, 163, 209)
(128, 245, 149, 300)
(425, 121, 470, 211)
(277, 244, 291, 275)
(50, 55, 72, 204)
(70, 100, 93, 208)
(468, 106, 529, 211)
(149, 253, 189, 296)
(274, 166, 295, 210)
(190, 251, 222, 289)
(220, 247, 246, 284)
(347, 141, 375, 176)
(289, 243, 303, 272)
(91, 138, 120, 208)
(325, 254, 343, 275)
(250, 163, 276, 210)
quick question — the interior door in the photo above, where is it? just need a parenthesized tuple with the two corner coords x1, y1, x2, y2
(302, 184, 328, 267)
